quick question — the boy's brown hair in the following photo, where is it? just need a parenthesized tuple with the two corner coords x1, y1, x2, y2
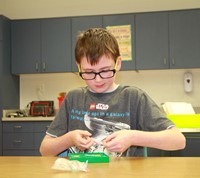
(75, 28, 120, 65)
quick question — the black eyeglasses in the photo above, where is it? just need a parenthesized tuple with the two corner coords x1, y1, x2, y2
(78, 58, 119, 80)
(79, 69, 116, 80)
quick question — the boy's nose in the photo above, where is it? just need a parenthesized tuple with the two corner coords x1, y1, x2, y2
(95, 74, 103, 82)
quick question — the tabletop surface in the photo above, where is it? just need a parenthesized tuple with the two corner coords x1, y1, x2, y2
(0, 156, 200, 178)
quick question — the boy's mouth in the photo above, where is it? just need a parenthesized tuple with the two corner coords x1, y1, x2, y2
(95, 83, 105, 89)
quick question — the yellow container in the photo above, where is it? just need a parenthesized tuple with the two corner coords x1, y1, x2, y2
(167, 114, 200, 128)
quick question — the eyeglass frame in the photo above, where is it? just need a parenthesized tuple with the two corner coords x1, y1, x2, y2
(78, 58, 118, 80)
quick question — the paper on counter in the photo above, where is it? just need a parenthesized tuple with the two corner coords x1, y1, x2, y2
(51, 158, 88, 172)
(162, 102, 195, 115)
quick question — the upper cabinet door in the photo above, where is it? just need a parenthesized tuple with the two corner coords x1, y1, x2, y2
(71, 16, 103, 72)
(103, 14, 136, 71)
(11, 20, 41, 74)
(12, 18, 71, 74)
(0, 16, 2, 41)
(169, 10, 200, 69)
(0, 41, 3, 73)
(135, 12, 169, 70)
(41, 18, 71, 73)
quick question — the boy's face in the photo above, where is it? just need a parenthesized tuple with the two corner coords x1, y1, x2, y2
(79, 55, 121, 93)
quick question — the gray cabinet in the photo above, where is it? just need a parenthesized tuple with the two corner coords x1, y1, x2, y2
(0, 41, 2, 156)
(147, 133, 200, 157)
(147, 148, 165, 157)
(169, 133, 200, 157)
(11, 18, 71, 74)
(34, 121, 51, 155)
(10, 9, 200, 73)
(135, 12, 169, 70)
(2, 121, 51, 156)
(11, 19, 40, 74)
(0, 19, 2, 40)
(71, 16, 103, 72)
(169, 9, 200, 69)
(0, 16, 19, 156)
(103, 14, 136, 70)
(135, 9, 200, 70)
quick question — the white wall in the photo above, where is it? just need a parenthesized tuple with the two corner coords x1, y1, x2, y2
(1, 0, 200, 109)
(1, 0, 200, 19)
(20, 69, 200, 109)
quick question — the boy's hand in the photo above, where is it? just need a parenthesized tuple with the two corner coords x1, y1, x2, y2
(103, 130, 132, 153)
(69, 130, 94, 151)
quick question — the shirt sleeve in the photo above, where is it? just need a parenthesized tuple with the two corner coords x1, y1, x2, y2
(136, 91, 175, 131)
(46, 97, 68, 137)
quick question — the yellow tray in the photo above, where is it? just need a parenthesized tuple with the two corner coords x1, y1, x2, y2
(167, 114, 200, 128)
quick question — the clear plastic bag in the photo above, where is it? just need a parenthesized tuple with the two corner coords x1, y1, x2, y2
(51, 158, 88, 172)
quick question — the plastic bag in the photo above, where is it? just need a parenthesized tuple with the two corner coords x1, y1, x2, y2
(51, 158, 88, 172)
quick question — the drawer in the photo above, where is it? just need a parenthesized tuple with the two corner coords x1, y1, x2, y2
(34, 133, 46, 149)
(3, 150, 35, 156)
(34, 121, 51, 132)
(3, 122, 34, 133)
(3, 133, 34, 149)
(35, 150, 42, 156)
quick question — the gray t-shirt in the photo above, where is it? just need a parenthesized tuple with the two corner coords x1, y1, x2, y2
(47, 85, 174, 156)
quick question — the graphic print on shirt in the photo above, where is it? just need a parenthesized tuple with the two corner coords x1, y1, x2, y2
(69, 102, 130, 157)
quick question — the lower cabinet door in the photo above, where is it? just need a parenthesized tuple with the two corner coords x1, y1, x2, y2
(2, 121, 52, 156)
(3, 150, 35, 156)
(34, 132, 46, 155)
(148, 133, 200, 157)
(3, 133, 34, 149)
(169, 133, 200, 157)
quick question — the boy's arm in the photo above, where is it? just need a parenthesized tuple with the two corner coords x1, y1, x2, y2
(40, 130, 94, 156)
(133, 127, 186, 150)
(103, 127, 186, 153)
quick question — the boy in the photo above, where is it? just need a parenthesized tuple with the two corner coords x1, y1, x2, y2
(40, 28, 185, 156)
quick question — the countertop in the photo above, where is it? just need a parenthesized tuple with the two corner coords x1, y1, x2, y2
(2, 116, 54, 121)
(179, 128, 200, 133)
(0, 156, 200, 178)
(2, 109, 55, 121)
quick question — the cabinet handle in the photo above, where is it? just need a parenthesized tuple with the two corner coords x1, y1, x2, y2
(42, 62, 46, 71)
(163, 58, 167, 65)
(171, 58, 175, 65)
(14, 140, 22, 143)
(35, 62, 39, 71)
(13, 125, 22, 129)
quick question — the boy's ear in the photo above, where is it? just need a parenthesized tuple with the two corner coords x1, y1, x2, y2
(116, 57, 122, 71)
